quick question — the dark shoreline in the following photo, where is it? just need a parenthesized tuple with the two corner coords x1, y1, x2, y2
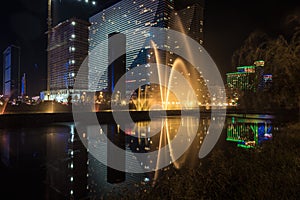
(0, 109, 210, 128)
(0, 107, 298, 128)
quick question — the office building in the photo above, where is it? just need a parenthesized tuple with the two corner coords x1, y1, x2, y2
(2, 45, 21, 99)
(88, 0, 205, 98)
(44, 18, 89, 102)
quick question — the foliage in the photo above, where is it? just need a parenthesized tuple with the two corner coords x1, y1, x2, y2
(231, 28, 300, 110)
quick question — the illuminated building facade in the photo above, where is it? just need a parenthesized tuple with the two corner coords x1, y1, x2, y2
(45, 18, 89, 102)
(2, 45, 21, 99)
(171, 3, 204, 45)
(226, 60, 268, 92)
(88, 0, 205, 98)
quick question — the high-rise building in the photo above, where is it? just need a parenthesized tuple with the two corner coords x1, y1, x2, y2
(45, 18, 90, 102)
(2, 45, 21, 99)
(88, 0, 205, 95)
(108, 32, 126, 98)
(171, 3, 204, 45)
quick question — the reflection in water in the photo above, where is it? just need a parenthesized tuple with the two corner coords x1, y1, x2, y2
(0, 114, 275, 199)
(45, 124, 88, 199)
(226, 115, 273, 148)
(79, 116, 211, 198)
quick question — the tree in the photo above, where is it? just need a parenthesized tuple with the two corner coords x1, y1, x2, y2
(231, 28, 300, 110)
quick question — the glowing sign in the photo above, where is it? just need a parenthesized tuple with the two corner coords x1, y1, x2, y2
(263, 74, 272, 82)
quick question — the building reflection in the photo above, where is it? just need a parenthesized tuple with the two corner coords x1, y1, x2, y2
(85, 116, 213, 199)
(45, 124, 88, 200)
(0, 127, 47, 199)
(226, 115, 273, 148)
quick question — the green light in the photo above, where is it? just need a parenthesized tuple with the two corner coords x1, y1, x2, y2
(237, 144, 254, 149)
(236, 66, 255, 69)
(226, 138, 244, 143)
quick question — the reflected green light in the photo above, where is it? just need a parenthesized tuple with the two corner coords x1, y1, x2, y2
(237, 144, 254, 149)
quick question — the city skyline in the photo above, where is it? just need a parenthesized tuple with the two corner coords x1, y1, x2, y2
(0, 0, 300, 96)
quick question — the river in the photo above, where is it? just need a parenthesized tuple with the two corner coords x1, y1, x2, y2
(0, 113, 289, 199)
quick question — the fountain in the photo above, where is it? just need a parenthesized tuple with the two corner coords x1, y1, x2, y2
(128, 43, 209, 111)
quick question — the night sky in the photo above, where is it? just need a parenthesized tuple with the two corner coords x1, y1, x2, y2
(0, 0, 299, 96)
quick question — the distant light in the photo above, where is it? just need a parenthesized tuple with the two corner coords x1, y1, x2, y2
(144, 177, 150, 182)
(71, 34, 76, 39)
(92, 1, 96, 5)
(85, 0, 88, 3)
(71, 21, 76, 26)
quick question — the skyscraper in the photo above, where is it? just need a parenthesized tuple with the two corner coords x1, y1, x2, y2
(108, 32, 126, 97)
(45, 18, 89, 102)
(2, 45, 21, 99)
(88, 0, 205, 93)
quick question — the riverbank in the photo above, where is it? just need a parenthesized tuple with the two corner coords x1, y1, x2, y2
(0, 109, 214, 128)
(0, 101, 298, 128)
(125, 121, 300, 200)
